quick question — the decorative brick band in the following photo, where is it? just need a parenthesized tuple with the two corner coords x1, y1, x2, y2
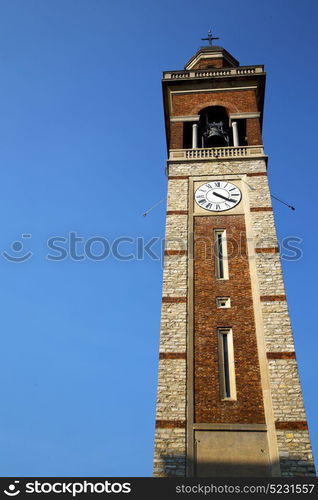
(168, 176, 189, 180)
(159, 352, 186, 360)
(246, 172, 267, 177)
(156, 420, 186, 429)
(275, 421, 308, 431)
(162, 297, 187, 303)
(256, 247, 279, 253)
(164, 250, 187, 256)
(267, 352, 296, 360)
(167, 210, 188, 215)
(250, 207, 273, 212)
(260, 295, 286, 302)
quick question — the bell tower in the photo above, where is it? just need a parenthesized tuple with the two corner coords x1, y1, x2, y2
(153, 35, 316, 477)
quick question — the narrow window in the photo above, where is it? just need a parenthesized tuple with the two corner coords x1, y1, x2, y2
(214, 230, 229, 279)
(218, 328, 236, 400)
(222, 333, 231, 398)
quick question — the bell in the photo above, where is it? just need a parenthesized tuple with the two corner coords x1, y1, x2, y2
(203, 120, 229, 146)
(204, 121, 224, 138)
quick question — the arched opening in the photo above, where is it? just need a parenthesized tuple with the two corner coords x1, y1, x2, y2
(198, 106, 230, 147)
(182, 106, 248, 149)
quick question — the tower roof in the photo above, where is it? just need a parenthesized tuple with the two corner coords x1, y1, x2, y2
(184, 45, 239, 70)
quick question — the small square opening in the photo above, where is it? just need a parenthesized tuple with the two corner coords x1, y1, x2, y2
(216, 297, 231, 309)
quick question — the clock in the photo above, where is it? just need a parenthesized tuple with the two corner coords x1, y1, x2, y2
(194, 181, 242, 212)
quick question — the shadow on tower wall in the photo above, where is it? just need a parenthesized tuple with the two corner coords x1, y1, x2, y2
(158, 454, 316, 477)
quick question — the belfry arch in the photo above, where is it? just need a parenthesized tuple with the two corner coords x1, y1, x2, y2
(198, 106, 230, 147)
(183, 105, 248, 149)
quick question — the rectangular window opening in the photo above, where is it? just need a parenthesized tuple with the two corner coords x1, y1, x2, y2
(214, 230, 229, 279)
(218, 328, 237, 400)
(216, 297, 231, 308)
(222, 333, 231, 398)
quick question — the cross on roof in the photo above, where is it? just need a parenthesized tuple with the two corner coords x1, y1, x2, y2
(201, 29, 219, 46)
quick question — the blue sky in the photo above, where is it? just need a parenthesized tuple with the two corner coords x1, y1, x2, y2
(0, 0, 317, 477)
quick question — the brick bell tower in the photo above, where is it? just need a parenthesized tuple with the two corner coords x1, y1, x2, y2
(153, 33, 316, 477)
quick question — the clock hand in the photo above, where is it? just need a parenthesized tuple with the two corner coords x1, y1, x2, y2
(213, 191, 236, 203)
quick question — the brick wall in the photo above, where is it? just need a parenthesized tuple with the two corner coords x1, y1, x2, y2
(168, 90, 262, 149)
(194, 215, 265, 424)
(247, 117, 262, 145)
(170, 122, 183, 149)
(171, 90, 258, 117)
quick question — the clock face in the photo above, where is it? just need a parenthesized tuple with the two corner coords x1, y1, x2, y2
(194, 181, 242, 212)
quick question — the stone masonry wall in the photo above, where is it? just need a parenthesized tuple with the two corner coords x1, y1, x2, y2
(153, 178, 188, 477)
(159, 303, 187, 353)
(249, 169, 315, 476)
(165, 214, 188, 251)
(255, 253, 285, 296)
(168, 158, 266, 177)
(245, 164, 315, 476)
(156, 359, 186, 421)
(268, 359, 307, 422)
(251, 212, 277, 247)
(167, 178, 188, 211)
(276, 431, 316, 477)
(261, 300, 295, 352)
(162, 254, 187, 297)
(153, 428, 186, 477)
